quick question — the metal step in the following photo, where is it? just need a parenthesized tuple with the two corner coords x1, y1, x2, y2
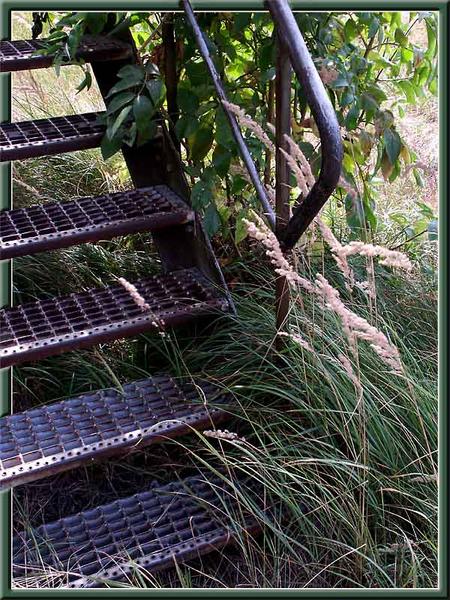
(1, 185, 193, 260)
(0, 112, 104, 162)
(1, 35, 132, 73)
(0, 268, 229, 368)
(1, 375, 229, 490)
(13, 473, 261, 587)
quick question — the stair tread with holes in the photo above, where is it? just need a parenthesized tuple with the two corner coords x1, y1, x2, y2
(0, 185, 194, 260)
(0, 112, 105, 162)
(0, 375, 230, 489)
(0, 267, 229, 368)
(13, 473, 262, 587)
(0, 35, 132, 73)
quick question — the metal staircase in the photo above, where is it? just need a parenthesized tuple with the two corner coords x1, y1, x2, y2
(2, 0, 342, 588)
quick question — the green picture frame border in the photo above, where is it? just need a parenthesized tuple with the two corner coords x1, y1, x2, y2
(0, 1, 447, 597)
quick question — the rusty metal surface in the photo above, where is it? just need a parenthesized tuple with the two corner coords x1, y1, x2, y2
(0, 185, 193, 260)
(1, 376, 229, 489)
(0, 113, 104, 162)
(0, 268, 229, 368)
(13, 474, 260, 587)
(0, 35, 132, 72)
(267, 0, 343, 249)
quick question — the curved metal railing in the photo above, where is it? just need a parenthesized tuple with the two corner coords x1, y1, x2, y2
(182, 0, 343, 251)
(267, 0, 343, 250)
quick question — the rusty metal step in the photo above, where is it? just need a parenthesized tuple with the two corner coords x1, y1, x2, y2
(0, 112, 104, 162)
(1, 375, 229, 490)
(13, 473, 261, 587)
(0, 185, 193, 260)
(0, 268, 229, 368)
(1, 35, 132, 73)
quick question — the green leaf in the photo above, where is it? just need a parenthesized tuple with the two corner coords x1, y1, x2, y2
(212, 145, 232, 177)
(397, 80, 416, 103)
(394, 27, 408, 47)
(233, 13, 251, 34)
(368, 17, 380, 38)
(231, 176, 248, 195)
(76, 70, 92, 94)
(413, 168, 424, 187)
(66, 22, 84, 59)
(428, 219, 438, 240)
(215, 107, 235, 150)
(384, 128, 401, 164)
(84, 13, 107, 35)
(106, 75, 142, 97)
(144, 62, 160, 76)
(100, 132, 123, 160)
(425, 19, 436, 58)
(108, 105, 132, 139)
(191, 179, 213, 210)
(345, 102, 360, 130)
(235, 212, 249, 244)
(133, 94, 155, 135)
(344, 18, 358, 41)
(136, 120, 157, 146)
(106, 91, 135, 115)
(117, 64, 144, 80)
(189, 126, 214, 163)
(342, 153, 355, 173)
(381, 149, 394, 180)
(145, 79, 165, 107)
(185, 61, 209, 87)
(345, 193, 366, 236)
(174, 115, 200, 140)
(177, 88, 199, 114)
(203, 202, 221, 237)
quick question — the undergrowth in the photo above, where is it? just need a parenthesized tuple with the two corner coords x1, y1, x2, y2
(9, 11, 438, 591)
(12, 242, 437, 589)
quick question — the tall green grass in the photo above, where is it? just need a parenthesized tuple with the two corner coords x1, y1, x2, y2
(10, 11, 437, 590)
(13, 248, 437, 589)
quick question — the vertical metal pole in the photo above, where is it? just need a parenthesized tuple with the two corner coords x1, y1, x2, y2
(275, 32, 292, 333)
(162, 15, 180, 153)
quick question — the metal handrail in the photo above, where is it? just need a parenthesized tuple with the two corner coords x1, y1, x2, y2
(182, 0, 276, 228)
(181, 0, 342, 249)
(267, 0, 343, 250)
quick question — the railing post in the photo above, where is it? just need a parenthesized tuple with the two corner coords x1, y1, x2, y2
(162, 15, 180, 154)
(275, 32, 291, 334)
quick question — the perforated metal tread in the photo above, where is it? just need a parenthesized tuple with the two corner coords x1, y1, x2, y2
(13, 473, 261, 587)
(0, 376, 229, 490)
(0, 112, 104, 162)
(0, 185, 193, 260)
(0, 268, 229, 368)
(0, 35, 132, 73)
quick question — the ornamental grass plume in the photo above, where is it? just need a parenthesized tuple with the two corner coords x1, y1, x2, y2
(203, 429, 246, 443)
(118, 277, 150, 311)
(222, 100, 275, 153)
(315, 274, 403, 373)
(316, 217, 355, 291)
(340, 241, 413, 271)
(283, 134, 316, 190)
(278, 331, 314, 353)
(118, 277, 166, 333)
(279, 147, 310, 197)
(244, 213, 404, 373)
(338, 353, 363, 398)
(243, 211, 314, 291)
